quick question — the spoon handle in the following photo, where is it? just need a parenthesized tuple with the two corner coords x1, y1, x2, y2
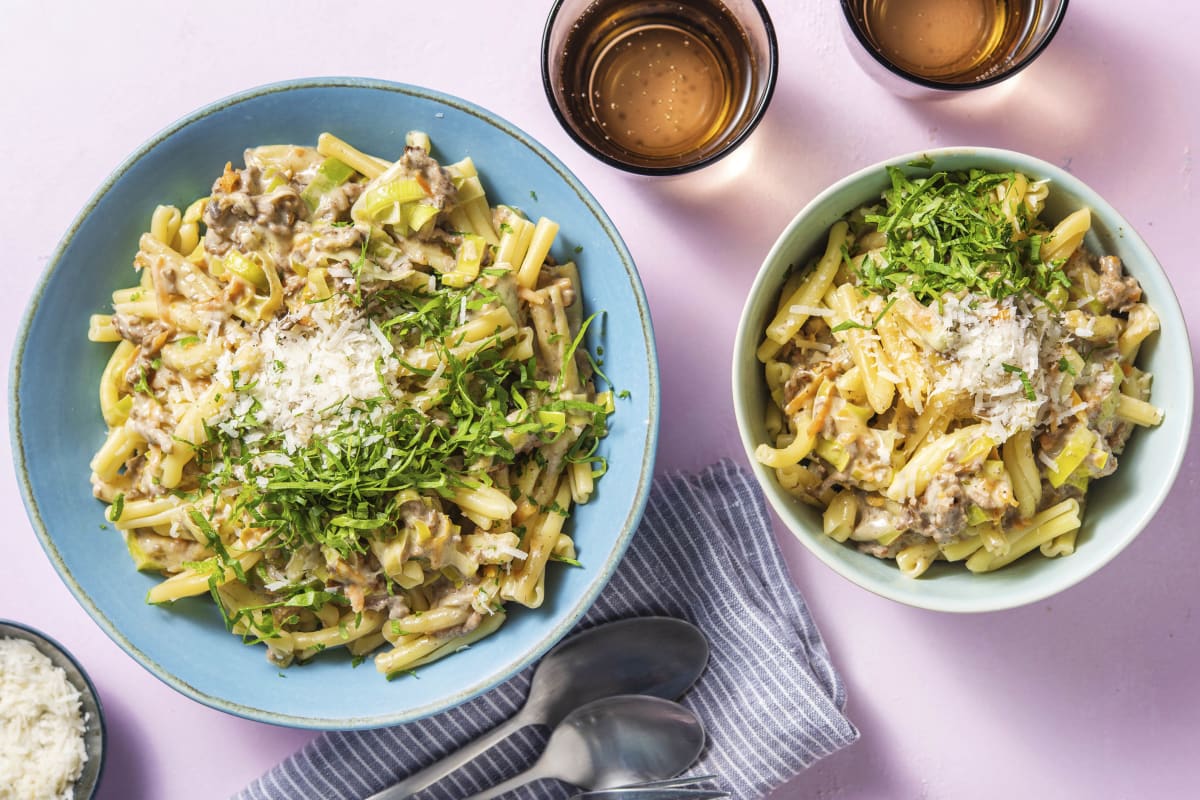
(366, 709, 535, 799)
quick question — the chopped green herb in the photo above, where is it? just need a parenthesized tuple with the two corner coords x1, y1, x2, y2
(831, 296, 897, 333)
(1058, 356, 1076, 376)
(1002, 363, 1037, 401)
(110, 493, 125, 522)
(854, 167, 1072, 304)
(133, 367, 153, 395)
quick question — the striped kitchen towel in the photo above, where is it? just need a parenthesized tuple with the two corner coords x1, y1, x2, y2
(236, 459, 858, 800)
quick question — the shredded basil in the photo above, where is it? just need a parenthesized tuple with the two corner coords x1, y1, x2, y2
(853, 167, 1072, 304)
(1002, 363, 1037, 401)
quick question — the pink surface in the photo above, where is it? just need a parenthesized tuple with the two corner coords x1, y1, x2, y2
(2, 2, 1196, 798)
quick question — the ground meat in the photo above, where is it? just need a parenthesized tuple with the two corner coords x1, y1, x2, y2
(400, 146, 457, 210)
(125, 393, 175, 453)
(253, 187, 304, 236)
(783, 359, 838, 409)
(398, 500, 456, 568)
(1095, 255, 1141, 312)
(312, 181, 364, 223)
(1041, 478, 1087, 510)
(312, 222, 365, 253)
(428, 581, 485, 639)
(203, 165, 307, 260)
(363, 594, 411, 620)
(204, 187, 256, 257)
(910, 465, 967, 542)
(112, 314, 171, 353)
(783, 367, 818, 406)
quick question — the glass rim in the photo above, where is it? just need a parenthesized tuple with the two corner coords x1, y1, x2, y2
(540, 0, 780, 176)
(839, 0, 1071, 93)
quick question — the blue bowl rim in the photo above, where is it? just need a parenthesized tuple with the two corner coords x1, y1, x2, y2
(0, 618, 107, 797)
(11, 76, 661, 727)
(732, 145, 1194, 613)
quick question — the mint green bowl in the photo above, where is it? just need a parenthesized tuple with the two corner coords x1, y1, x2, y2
(732, 147, 1192, 612)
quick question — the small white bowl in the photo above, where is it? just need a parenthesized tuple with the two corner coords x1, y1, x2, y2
(732, 147, 1193, 612)
(0, 620, 105, 797)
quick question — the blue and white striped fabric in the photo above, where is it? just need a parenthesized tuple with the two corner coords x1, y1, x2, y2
(236, 460, 858, 800)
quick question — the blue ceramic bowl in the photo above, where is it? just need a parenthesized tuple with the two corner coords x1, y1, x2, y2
(0, 620, 106, 798)
(733, 147, 1192, 612)
(12, 78, 659, 727)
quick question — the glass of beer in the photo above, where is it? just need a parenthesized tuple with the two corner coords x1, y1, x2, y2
(541, 0, 778, 175)
(840, 0, 1070, 98)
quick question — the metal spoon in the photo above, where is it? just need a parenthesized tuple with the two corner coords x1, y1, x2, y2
(371, 617, 708, 799)
(462, 694, 706, 800)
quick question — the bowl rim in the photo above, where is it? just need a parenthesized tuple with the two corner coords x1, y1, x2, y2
(0, 619, 106, 797)
(733, 145, 1194, 612)
(11, 76, 661, 727)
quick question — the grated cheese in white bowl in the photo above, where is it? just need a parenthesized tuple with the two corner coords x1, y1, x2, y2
(0, 637, 89, 799)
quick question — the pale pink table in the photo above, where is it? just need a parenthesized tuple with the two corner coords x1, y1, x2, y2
(3, 2, 1197, 798)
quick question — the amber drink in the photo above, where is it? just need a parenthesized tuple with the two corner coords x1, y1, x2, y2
(543, 0, 777, 174)
(840, 0, 1068, 95)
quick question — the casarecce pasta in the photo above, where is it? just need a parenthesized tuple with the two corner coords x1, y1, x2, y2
(757, 167, 1162, 577)
(88, 132, 611, 677)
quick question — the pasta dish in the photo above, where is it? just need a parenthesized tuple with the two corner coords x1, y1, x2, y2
(87, 132, 611, 676)
(756, 166, 1162, 577)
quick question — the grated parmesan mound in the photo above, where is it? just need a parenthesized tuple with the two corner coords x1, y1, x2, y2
(0, 638, 88, 800)
(932, 294, 1070, 441)
(214, 299, 401, 452)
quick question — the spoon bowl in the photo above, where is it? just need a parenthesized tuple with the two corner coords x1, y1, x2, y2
(466, 695, 706, 799)
(549, 695, 708, 789)
(524, 617, 710, 726)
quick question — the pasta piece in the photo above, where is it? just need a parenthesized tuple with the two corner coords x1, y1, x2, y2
(147, 552, 262, 604)
(516, 217, 559, 289)
(886, 424, 991, 502)
(1041, 208, 1091, 263)
(755, 412, 817, 469)
(966, 500, 1080, 573)
(823, 490, 857, 543)
(1116, 393, 1163, 426)
(896, 541, 940, 578)
(826, 284, 895, 415)
(758, 221, 848, 361)
(1001, 431, 1041, 520)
